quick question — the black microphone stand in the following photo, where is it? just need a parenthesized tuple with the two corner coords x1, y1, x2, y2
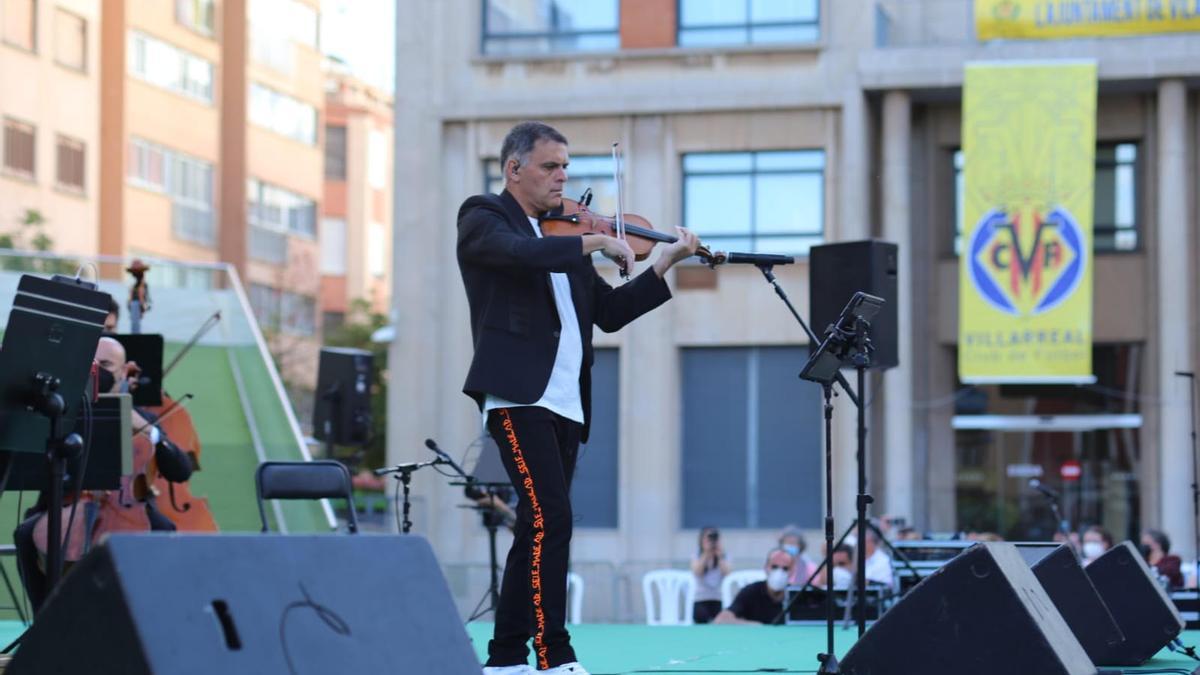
(375, 459, 440, 534)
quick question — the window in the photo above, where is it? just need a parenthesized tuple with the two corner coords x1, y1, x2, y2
(54, 8, 85, 71)
(682, 346, 822, 529)
(3, 118, 35, 177)
(367, 129, 388, 190)
(250, 0, 317, 47)
(55, 135, 84, 191)
(248, 178, 317, 263)
(3, 0, 36, 51)
(324, 125, 346, 179)
(368, 222, 386, 277)
(127, 31, 214, 103)
(678, 0, 820, 47)
(486, 154, 617, 214)
(249, 83, 317, 145)
(683, 150, 825, 255)
(951, 142, 1140, 254)
(320, 217, 346, 274)
(248, 283, 281, 331)
(126, 138, 215, 245)
(573, 348, 619, 528)
(281, 291, 316, 336)
(176, 0, 215, 36)
(482, 0, 618, 55)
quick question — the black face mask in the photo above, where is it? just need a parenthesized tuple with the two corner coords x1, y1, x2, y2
(1139, 543, 1152, 560)
(97, 368, 115, 394)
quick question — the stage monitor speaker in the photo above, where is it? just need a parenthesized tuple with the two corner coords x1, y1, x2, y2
(809, 240, 898, 369)
(1086, 541, 1185, 666)
(313, 346, 373, 446)
(1028, 543, 1125, 665)
(839, 542, 1095, 675)
(8, 534, 480, 675)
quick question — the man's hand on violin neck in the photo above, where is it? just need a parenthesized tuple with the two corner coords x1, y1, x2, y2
(653, 226, 701, 278)
(583, 235, 634, 276)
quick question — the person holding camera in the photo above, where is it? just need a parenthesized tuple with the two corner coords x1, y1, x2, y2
(691, 526, 731, 623)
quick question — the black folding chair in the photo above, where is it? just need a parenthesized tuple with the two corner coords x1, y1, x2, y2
(255, 460, 359, 534)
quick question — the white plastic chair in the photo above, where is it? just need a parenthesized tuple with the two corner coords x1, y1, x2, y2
(642, 569, 695, 625)
(721, 569, 766, 608)
(566, 571, 584, 625)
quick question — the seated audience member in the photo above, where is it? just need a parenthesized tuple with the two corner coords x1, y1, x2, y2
(812, 544, 854, 590)
(714, 549, 793, 625)
(862, 527, 894, 587)
(1141, 529, 1184, 589)
(1082, 525, 1114, 566)
(691, 526, 731, 624)
(778, 525, 815, 584)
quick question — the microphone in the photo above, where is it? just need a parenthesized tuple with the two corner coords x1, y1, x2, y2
(1028, 478, 1059, 501)
(722, 252, 795, 266)
(426, 438, 471, 480)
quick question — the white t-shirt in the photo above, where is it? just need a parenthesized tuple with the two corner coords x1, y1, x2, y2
(865, 548, 894, 587)
(483, 217, 584, 424)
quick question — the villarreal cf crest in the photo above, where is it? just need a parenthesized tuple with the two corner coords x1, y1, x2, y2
(967, 205, 1085, 317)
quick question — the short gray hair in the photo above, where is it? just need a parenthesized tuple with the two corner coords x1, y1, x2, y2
(500, 121, 567, 173)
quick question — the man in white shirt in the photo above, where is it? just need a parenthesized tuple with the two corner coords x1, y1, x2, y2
(458, 122, 698, 675)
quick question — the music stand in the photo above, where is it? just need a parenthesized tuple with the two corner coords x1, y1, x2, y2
(798, 291, 884, 674)
(0, 274, 108, 592)
(466, 435, 513, 621)
(0, 393, 130, 491)
(110, 334, 163, 407)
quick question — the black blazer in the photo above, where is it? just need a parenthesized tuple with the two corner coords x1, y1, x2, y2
(457, 190, 672, 442)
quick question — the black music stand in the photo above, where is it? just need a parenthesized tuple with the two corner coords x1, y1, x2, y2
(463, 436, 513, 621)
(0, 274, 108, 592)
(111, 334, 163, 407)
(798, 291, 884, 675)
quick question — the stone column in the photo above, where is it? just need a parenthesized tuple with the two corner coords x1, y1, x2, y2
(1156, 79, 1194, 559)
(882, 90, 915, 522)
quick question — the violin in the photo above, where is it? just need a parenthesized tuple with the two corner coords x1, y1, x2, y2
(144, 392, 218, 531)
(540, 197, 726, 269)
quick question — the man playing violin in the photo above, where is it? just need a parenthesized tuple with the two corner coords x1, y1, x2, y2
(13, 336, 194, 612)
(458, 121, 699, 675)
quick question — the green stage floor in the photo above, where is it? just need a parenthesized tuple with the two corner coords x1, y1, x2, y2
(464, 623, 1200, 674)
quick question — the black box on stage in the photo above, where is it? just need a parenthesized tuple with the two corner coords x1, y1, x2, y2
(1086, 541, 1185, 666)
(1029, 543, 1125, 665)
(312, 347, 373, 446)
(839, 542, 1094, 675)
(808, 240, 898, 369)
(8, 534, 480, 675)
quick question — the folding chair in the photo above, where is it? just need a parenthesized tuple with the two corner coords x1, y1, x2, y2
(255, 460, 358, 533)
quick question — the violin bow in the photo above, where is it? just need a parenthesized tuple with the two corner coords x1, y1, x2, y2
(162, 311, 222, 379)
(133, 393, 195, 437)
(612, 142, 629, 280)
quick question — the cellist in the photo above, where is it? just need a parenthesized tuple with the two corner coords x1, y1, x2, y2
(13, 336, 194, 612)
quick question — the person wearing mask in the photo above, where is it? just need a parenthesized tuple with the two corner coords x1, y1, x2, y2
(812, 544, 855, 591)
(778, 525, 815, 585)
(1081, 525, 1114, 566)
(690, 526, 730, 624)
(714, 549, 793, 625)
(1141, 529, 1184, 589)
(862, 527, 894, 588)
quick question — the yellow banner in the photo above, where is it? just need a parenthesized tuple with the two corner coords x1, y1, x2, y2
(977, 0, 1200, 40)
(959, 61, 1096, 383)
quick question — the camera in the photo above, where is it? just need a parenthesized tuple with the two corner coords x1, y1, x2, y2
(706, 530, 719, 541)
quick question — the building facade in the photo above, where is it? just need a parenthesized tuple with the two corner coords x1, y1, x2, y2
(389, 0, 1200, 617)
(321, 67, 393, 327)
(0, 0, 100, 256)
(92, 0, 323, 382)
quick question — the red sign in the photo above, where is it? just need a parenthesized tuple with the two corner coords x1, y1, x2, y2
(1060, 460, 1082, 482)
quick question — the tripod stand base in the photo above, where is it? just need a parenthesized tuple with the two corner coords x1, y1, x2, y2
(817, 652, 840, 674)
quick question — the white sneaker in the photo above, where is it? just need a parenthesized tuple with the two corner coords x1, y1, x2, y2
(482, 666, 534, 675)
(541, 663, 590, 675)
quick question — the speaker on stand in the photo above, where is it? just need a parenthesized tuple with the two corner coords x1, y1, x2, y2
(312, 347, 373, 461)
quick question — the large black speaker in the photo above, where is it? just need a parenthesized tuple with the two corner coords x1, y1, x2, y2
(313, 347, 373, 446)
(839, 542, 1094, 675)
(809, 240, 898, 369)
(1029, 544, 1125, 664)
(1086, 541, 1185, 666)
(9, 534, 480, 675)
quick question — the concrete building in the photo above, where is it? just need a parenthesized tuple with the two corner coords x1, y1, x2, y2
(321, 66, 393, 327)
(0, 0, 100, 255)
(95, 0, 323, 383)
(418, 0, 1195, 619)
